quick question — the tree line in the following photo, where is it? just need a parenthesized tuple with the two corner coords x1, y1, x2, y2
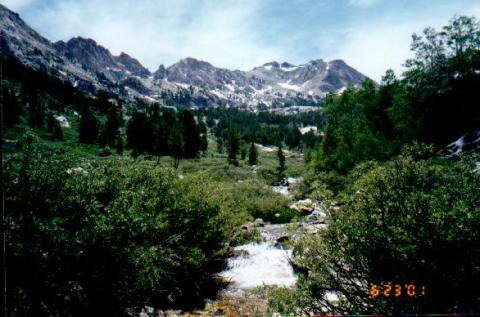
(312, 15, 480, 175)
(197, 107, 322, 150)
(272, 15, 480, 315)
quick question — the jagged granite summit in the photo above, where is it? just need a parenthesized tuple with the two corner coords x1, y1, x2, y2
(54, 37, 151, 81)
(0, 3, 371, 111)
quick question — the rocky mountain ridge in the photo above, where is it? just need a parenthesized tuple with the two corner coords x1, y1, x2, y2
(0, 3, 370, 112)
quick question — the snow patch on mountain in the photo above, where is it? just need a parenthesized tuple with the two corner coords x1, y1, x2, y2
(278, 82, 302, 91)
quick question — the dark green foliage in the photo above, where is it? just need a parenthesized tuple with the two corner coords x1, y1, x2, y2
(285, 16, 480, 315)
(2, 83, 24, 126)
(115, 137, 124, 155)
(197, 119, 207, 134)
(226, 126, 240, 166)
(285, 125, 302, 149)
(106, 102, 122, 147)
(199, 134, 208, 152)
(250, 204, 296, 224)
(126, 109, 202, 161)
(5, 141, 229, 316)
(314, 16, 480, 175)
(51, 119, 63, 141)
(199, 107, 323, 149)
(240, 145, 247, 160)
(169, 121, 185, 168)
(46, 112, 56, 132)
(27, 93, 45, 128)
(179, 110, 200, 158)
(313, 80, 394, 174)
(277, 145, 285, 181)
(78, 108, 99, 144)
(216, 136, 224, 154)
(206, 116, 215, 128)
(151, 108, 175, 158)
(292, 152, 480, 314)
(248, 142, 258, 166)
(126, 111, 151, 156)
(97, 123, 109, 148)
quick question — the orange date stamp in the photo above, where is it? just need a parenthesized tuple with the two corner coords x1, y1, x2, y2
(369, 283, 426, 298)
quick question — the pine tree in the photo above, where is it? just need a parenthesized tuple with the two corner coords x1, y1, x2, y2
(248, 142, 258, 166)
(106, 102, 122, 147)
(27, 93, 45, 128)
(206, 116, 215, 128)
(4, 86, 23, 126)
(286, 126, 302, 149)
(78, 107, 99, 144)
(277, 145, 286, 181)
(200, 134, 208, 152)
(116, 138, 124, 155)
(152, 110, 175, 159)
(197, 120, 207, 134)
(97, 123, 109, 148)
(46, 113, 56, 132)
(51, 120, 64, 141)
(126, 111, 151, 156)
(179, 110, 200, 158)
(227, 126, 240, 166)
(169, 121, 185, 169)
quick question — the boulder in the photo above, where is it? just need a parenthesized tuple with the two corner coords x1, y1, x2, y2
(232, 249, 249, 257)
(241, 218, 264, 230)
(289, 198, 315, 215)
(274, 234, 290, 247)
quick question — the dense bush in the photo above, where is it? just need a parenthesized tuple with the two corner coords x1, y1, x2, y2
(286, 151, 480, 314)
(5, 138, 231, 316)
(212, 177, 295, 225)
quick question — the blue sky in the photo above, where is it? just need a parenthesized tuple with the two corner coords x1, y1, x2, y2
(2, 0, 480, 80)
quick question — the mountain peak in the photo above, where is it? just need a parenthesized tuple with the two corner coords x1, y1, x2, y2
(153, 64, 166, 79)
(55, 36, 152, 80)
(263, 61, 280, 68)
(329, 59, 347, 65)
(179, 57, 207, 65)
(280, 62, 295, 68)
(116, 52, 150, 78)
(0, 2, 370, 109)
(308, 58, 326, 65)
(67, 36, 98, 47)
(119, 51, 131, 58)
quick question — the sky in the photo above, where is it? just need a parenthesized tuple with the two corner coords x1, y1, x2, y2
(1, 0, 480, 81)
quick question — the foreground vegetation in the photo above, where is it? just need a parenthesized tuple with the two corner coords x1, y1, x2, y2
(2, 13, 480, 317)
(2, 54, 307, 315)
(4, 131, 304, 316)
(265, 15, 480, 315)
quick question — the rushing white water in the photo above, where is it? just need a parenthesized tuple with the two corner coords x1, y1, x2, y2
(272, 185, 289, 196)
(220, 222, 298, 291)
(220, 242, 297, 289)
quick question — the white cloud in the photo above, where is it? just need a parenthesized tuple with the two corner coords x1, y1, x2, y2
(348, 0, 382, 8)
(3, 0, 480, 79)
(0, 0, 37, 11)
(327, 23, 416, 81)
(327, 3, 480, 81)
(11, 0, 287, 71)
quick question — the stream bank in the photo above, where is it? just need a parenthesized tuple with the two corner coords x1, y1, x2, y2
(135, 178, 331, 316)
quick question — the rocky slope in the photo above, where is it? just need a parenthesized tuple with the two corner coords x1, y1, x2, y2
(54, 37, 151, 81)
(0, 3, 371, 112)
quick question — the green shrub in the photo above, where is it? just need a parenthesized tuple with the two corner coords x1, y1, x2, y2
(5, 140, 232, 316)
(285, 153, 480, 314)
